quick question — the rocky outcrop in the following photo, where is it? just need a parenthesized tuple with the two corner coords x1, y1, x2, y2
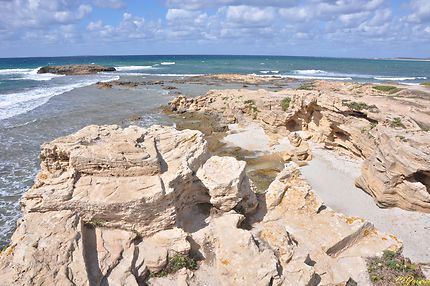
(189, 162, 401, 286)
(197, 156, 258, 214)
(283, 91, 430, 213)
(38, 64, 116, 75)
(169, 83, 430, 213)
(259, 162, 401, 285)
(0, 124, 401, 285)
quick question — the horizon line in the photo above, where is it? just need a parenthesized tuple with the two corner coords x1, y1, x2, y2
(0, 53, 429, 61)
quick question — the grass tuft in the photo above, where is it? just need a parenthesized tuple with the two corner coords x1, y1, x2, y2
(281, 97, 291, 111)
(85, 218, 106, 228)
(372, 85, 402, 94)
(244, 99, 258, 114)
(151, 254, 198, 278)
(342, 100, 378, 112)
(390, 117, 406, 129)
(420, 82, 430, 87)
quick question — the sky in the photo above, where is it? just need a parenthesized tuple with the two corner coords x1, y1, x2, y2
(0, 0, 429, 58)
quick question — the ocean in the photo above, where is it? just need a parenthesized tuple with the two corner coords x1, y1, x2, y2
(0, 55, 429, 247)
(1, 55, 430, 121)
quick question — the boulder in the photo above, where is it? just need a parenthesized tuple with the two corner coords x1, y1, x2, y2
(197, 156, 258, 214)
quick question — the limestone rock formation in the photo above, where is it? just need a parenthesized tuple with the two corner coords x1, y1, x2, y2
(197, 156, 258, 214)
(169, 83, 430, 213)
(0, 124, 402, 285)
(283, 91, 430, 213)
(38, 64, 116, 75)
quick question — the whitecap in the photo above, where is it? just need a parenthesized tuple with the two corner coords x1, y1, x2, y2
(260, 70, 280, 74)
(292, 69, 328, 75)
(0, 75, 119, 121)
(374, 76, 427, 81)
(160, 62, 176, 65)
(0, 68, 34, 75)
(140, 73, 202, 77)
(115, 66, 153, 72)
(0, 67, 64, 81)
(282, 75, 353, 81)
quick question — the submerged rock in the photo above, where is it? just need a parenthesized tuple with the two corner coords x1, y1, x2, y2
(38, 64, 116, 75)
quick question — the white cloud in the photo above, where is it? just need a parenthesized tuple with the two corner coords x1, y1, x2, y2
(223, 5, 275, 26)
(0, 0, 92, 29)
(279, 7, 312, 22)
(166, 0, 298, 10)
(1, 0, 429, 57)
(87, 13, 161, 40)
(407, 0, 430, 22)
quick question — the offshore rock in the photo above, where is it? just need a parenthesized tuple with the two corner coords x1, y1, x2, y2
(38, 64, 116, 75)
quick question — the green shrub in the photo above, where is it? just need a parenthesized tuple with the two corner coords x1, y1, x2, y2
(151, 254, 198, 278)
(244, 99, 258, 113)
(372, 85, 402, 94)
(390, 117, 405, 129)
(281, 97, 291, 111)
(342, 100, 378, 112)
(366, 250, 425, 285)
(85, 218, 106, 228)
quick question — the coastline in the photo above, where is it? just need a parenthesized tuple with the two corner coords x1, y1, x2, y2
(0, 71, 429, 284)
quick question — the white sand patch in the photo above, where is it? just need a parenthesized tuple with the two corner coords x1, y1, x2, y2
(223, 123, 292, 153)
(301, 146, 430, 264)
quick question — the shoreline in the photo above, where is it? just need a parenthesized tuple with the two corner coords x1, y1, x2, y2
(0, 73, 429, 284)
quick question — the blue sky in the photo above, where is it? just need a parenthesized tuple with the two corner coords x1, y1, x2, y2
(0, 0, 429, 58)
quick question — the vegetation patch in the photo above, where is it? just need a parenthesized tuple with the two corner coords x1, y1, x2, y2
(281, 97, 291, 111)
(420, 82, 430, 87)
(367, 250, 425, 286)
(372, 85, 402, 94)
(342, 100, 378, 112)
(297, 83, 313, 90)
(390, 117, 406, 129)
(85, 218, 106, 228)
(151, 254, 198, 278)
(244, 99, 258, 114)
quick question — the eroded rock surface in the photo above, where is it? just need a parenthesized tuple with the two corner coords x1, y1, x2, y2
(0, 124, 402, 285)
(169, 82, 430, 213)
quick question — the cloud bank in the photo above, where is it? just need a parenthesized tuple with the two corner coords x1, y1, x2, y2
(0, 0, 429, 57)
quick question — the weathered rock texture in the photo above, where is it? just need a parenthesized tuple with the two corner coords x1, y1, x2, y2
(169, 80, 430, 213)
(38, 64, 116, 75)
(0, 124, 401, 285)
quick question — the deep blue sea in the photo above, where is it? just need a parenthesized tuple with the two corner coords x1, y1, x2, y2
(0, 55, 430, 248)
(1, 55, 430, 121)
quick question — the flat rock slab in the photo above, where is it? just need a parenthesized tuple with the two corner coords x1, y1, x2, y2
(37, 64, 116, 75)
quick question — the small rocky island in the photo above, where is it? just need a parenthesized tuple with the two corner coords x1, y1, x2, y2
(0, 75, 429, 285)
(37, 64, 116, 75)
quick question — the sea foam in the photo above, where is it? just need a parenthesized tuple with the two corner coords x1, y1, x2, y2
(0, 75, 119, 121)
(114, 66, 153, 72)
(0, 68, 64, 81)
